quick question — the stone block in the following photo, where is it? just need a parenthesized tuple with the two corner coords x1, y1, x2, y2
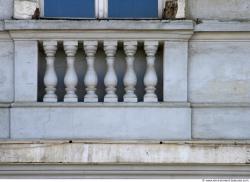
(14, 40, 38, 102)
(189, 41, 250, 103)
(0, 108, 10, 139)
(14, 0, 38, 19)
(0, 41, 14, 102)
(164, 41, 188, 102)
(193, 108, 250, 139)
(186, 0, 250, 20)
(0, 0, 13, 20)
(10, 106, 191, 140)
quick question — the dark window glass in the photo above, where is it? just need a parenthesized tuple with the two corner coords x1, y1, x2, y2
(108, 0, 158, 18)
(44, 0, 95, 18)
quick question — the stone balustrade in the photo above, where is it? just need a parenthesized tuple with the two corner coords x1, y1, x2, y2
(42, 40, 160, 103)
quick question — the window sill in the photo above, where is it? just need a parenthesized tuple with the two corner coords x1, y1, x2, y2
(4, 19, 193, 31)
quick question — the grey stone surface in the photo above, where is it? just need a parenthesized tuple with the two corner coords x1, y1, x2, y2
(192, 108, 250, 139)
(189, 41, 250, 103)
(0, 40, 14, 102)
(164, 41, 188, 102)
(14, 40, 38, 102)
(14, 0, 38, 19)
(10, 107, 191, 140)
(0, 108, 9, 139)
(4, 20, 194, 30)
(0, 141, 248, 164)
(0, 0, 13, 20)
(187, 0, 250, 20)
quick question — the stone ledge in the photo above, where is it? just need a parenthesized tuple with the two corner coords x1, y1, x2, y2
(191, 103, 250, 108)
(0, 141, 249, 164)
(0, 164, 250, 178)
(11, 102, 190, 108)
(4, 20, 194, 30)
(195, 20, 250, 32)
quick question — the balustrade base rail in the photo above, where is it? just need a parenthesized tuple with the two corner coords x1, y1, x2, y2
(9, 103, 191, 140)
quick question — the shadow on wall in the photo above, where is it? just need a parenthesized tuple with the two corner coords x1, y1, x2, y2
(38, 42, 163, 102)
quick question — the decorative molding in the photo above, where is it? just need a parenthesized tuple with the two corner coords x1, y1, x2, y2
(0, 164, 250, 178)
(10, 102, 191, 108)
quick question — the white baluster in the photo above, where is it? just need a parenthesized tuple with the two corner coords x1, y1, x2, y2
(123, 41, 138, 102)
(63, 41, 78, 102)
(43, 41, 58, 102)
(83, 41, 98, 102)
(104, 41, 118, 103)
(144, 41, 159, 102)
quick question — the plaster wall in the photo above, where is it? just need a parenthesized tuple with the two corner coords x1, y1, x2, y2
(0, 108, 9, 139)
(189, 41, 250, 103)
(186, 0, 250, 20)
(0, 40, 14, 102)
(10, 106, 191, 140)
(0, 0, 13, 20)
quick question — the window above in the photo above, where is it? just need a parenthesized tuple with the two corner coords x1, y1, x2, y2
(41, 0, 164, 19)
(108, 0, 158, 18)
(44, 0, 96, 18)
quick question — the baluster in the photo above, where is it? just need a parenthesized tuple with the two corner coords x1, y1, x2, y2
(123, 41, 138, 102)
(104, 41, 118, 103)
(43, 41, 58, 102)
(63, 41, 78, 102)
(144, 41, 159, 102)
(83, 41, 98, 102)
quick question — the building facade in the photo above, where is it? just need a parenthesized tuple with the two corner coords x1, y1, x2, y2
(0, 0, 250, 178)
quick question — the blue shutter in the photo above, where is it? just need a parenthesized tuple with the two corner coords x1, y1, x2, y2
(108, 0, 158, 18)
(44, 0, 95, 18)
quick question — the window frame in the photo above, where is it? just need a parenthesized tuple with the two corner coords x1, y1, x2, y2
(40, 0, 165, 19)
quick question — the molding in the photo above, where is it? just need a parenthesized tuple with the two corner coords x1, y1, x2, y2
(11, 102, 191, 108)
(191, 103, 250, 108)
(195, 20, 250, 32)
(0, 21, 4, 31)
(0, 32, 11, 41)
(8, 30, 193, 41)
(4, 20, 194, 30)
(0, 140, 250, 145)
(192, 20, 250, 41)
(0, 164, 250, 178)
(0, 104, 11, 108)
(4, 20, 193, 41)
(191, 32, 250, 42)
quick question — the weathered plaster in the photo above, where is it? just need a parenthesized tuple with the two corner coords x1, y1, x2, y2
(187, 0, 250, 20)
(10, 106, 191, 140)
(189, 41, 250, 103)
(0, 0, 13, 20)
(0, 40, 14, 102)
(193, 108, 250, 139)
(0, 108, 9, 139)
(14, 0, 38, 19)
(0, 141, 249, 164)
